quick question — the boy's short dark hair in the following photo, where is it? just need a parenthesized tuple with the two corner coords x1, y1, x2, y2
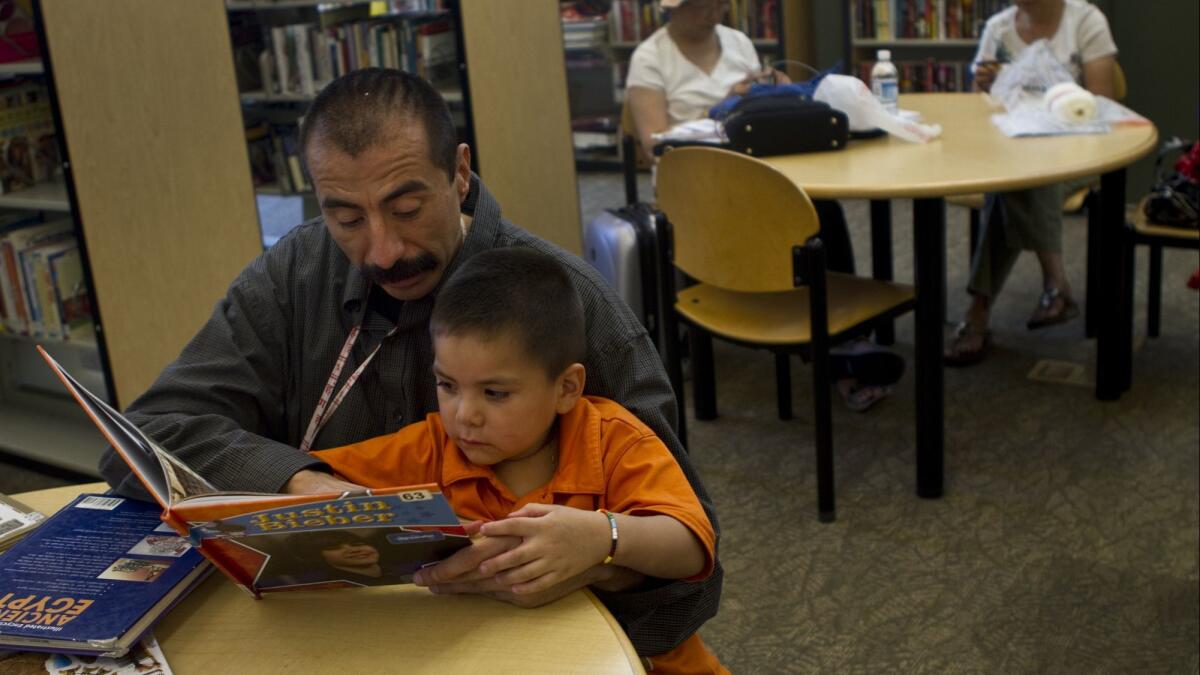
(431, 248, 587, 377)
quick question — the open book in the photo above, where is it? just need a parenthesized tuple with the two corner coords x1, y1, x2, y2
(38, 347, 470, 598)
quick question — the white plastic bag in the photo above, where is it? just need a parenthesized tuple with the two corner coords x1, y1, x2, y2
(989, 40, 1075, 112)
(814, 74, 942, 143)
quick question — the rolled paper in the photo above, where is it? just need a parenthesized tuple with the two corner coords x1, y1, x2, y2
(1044, 82, 1097, 125)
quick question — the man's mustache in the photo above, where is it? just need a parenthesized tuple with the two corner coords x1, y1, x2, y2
(363, 253, 439, 285)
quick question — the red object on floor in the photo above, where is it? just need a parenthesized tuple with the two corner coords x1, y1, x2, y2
(1188, 267, 1200, 290)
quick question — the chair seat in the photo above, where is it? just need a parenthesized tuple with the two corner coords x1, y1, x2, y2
(675, 273, 915, 346)
(947, 193, 985, 210)
(1133, 198, 1200, 240)
(949, 187, 1092, 213)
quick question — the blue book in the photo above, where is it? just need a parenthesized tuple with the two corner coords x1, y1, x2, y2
(0, 494, 210, 657)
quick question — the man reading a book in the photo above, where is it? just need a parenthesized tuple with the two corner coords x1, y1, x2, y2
(99, 68, 720, 660)
(312, 247, 726, 674)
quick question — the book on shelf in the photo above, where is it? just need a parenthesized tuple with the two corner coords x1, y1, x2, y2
(0, 493, 211, 657)
(0, 493, 44, 553)
(856, 57, 972, 93)
(38, 348, 472, 599)
(0, 218, 92, 340)
(254, 14, 457, 99)
(0, 82, 62, 196)
(850, 0, 1009, 41)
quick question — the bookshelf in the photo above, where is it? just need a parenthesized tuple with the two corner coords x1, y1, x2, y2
(229, 0, 583, 253)
(844, 0, 1007, 93)
(0, 0, 266, 476)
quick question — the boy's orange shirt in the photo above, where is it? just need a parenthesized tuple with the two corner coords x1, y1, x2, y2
(310, 395, 715, 581)
(311, 395, 726, 674)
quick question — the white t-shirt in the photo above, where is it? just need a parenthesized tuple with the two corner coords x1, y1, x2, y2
(625, 24, 761, 126)
(973, 0, 1117, 84)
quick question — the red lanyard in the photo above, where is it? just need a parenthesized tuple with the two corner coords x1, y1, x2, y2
(300, 323, 399, 453)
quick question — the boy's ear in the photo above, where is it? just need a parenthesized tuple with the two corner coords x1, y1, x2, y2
(555, 363, 586, 414)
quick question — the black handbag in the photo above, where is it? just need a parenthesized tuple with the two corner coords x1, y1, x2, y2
(652, 97, 850, 158)
(722, 97, 849, 156)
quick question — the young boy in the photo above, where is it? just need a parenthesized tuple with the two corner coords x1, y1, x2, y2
(311, 247, 725, 674)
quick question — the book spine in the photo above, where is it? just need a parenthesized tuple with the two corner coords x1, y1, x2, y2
(34, 249, 62, 340)
(271, 26, 291, 95)
(18, 245, 42, 337)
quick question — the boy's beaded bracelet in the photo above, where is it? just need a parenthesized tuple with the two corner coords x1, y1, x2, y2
(598, 509, 619, 565)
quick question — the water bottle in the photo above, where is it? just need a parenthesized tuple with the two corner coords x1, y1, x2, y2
(870, 49, 899, 115)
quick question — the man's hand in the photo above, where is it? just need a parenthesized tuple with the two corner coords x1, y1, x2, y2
(413, 530, 522, 586)
(474, 504, 610, 595)
(282, 469, 364, 495)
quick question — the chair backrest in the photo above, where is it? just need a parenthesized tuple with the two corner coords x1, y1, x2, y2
(1113, 60, 1127, 102)
(619, 97, 641, 205)
(657, 147, 822, 292)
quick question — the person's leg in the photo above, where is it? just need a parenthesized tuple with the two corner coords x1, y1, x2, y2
(946, 192, 1022, 364)
(812, 199, 896, 409)
(813, 199, 854, 274)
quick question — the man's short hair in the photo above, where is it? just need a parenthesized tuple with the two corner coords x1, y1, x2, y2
(299, 68, 457, 181)
(431, 248, 587, 378)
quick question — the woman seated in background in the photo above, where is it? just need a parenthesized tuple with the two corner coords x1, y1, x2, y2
(625, 0, 903, 411)
(945, 0, 1117, 366)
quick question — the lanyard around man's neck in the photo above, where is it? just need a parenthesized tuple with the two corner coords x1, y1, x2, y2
(300, 321, 400, 453)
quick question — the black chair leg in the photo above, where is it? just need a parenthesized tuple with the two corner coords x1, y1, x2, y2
(799, 242, 835, 523)
(691, 329, 717, 420)
(1148, 243, 1162, 338)
(775, 353, 792, 421)
(1085, 192, 1100, 338)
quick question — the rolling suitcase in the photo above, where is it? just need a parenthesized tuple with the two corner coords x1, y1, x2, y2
(582, 202, 660, 347)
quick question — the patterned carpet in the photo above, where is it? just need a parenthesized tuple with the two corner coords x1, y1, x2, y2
(2, 177, 1197, 673)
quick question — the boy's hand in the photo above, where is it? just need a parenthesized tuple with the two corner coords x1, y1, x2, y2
(474, 504, 611, 595)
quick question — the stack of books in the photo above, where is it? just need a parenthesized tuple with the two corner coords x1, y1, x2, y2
(0, 494, 43, 554)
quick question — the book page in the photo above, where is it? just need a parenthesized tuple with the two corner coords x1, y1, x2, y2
(36, 347, 217, 507)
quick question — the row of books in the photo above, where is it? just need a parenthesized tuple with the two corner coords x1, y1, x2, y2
(609, 0, 780, 44)
(856, 58, 975, 93)
(851, 0, 1009, 40)
(245, 122, 310, 194)
(0, 213, 92, 341)
(0, 82, 61, 196)
(257, 17, 456, 98)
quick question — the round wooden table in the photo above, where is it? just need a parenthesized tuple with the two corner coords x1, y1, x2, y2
(15, 484, 645, 675)
(762, 93, 1157, 497)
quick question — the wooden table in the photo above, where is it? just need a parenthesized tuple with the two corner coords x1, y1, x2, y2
(761, 93, 1158, 497)
(15, 484, 645, 674)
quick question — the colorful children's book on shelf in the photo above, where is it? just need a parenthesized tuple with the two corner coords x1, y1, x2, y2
(0, 493, 210, 657)
(37, 347, 471, 599)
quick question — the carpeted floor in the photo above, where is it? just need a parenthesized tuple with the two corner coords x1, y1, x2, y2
(2, 172, 1197, 673)
(602, 181, 1198, 674)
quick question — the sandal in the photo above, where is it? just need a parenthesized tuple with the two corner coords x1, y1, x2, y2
(1027, 288, 1079, 330)
(837, 381, 892, 413)
(943, 321, 991, 367)
(829, 340, 906, 386)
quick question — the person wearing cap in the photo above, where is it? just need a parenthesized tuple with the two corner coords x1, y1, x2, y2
(625, 0, 905, 412)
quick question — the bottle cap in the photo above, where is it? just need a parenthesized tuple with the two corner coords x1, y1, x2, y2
(877, 49, 891, 61)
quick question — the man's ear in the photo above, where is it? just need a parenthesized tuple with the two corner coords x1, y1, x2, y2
(555, 363, 586, 414)
(455, 143, 472, 203)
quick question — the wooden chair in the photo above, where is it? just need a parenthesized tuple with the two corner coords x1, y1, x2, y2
(655, 147, 916, 521)
(1129, 198, 1199, 338)
(948, 62, 1128, 335)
